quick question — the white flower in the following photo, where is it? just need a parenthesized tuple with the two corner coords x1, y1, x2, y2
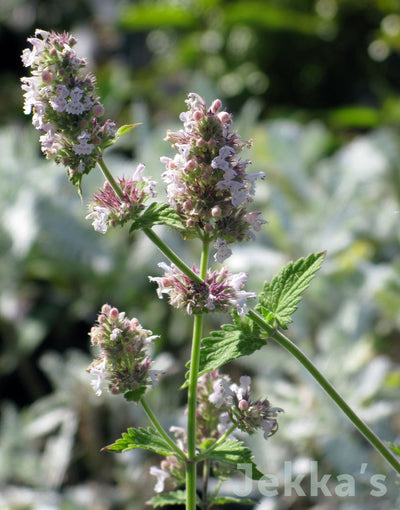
(86, 206, 109, 234)
(72, 130, 94, 155)
(209, 378, 234, 407)
(213, 238, 232, 263)
(245, 211, 267, 232)
(217, 411, 233, 435)
(246, 171, 265, 195)
(88, 358, 107, 396)
(227, 272, 256, 316)
(110, 328, 122, 341)
(66, 99, 86, 115)
(261, 419, 276, 439)
(149, 369, 163, 388)
(211, 145, 235, 171)
(149, 466, 170, 493)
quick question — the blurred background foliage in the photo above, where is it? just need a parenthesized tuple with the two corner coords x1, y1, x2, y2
(1, 0, 400, 509)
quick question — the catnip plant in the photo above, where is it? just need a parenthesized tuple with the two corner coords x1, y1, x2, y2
(21, 29, 400, 509)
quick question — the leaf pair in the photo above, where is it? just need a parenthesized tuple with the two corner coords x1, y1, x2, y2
(106, 427, 261, 507)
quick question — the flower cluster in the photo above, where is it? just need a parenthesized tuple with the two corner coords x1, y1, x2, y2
(150, 372, 233, 494)
(149, 262, 256, 316)
(86, 163, 157, 234)
(21, 29, 116, 189)
(87, 304, 160, 400)
(196, 370, 233, 441)
(209, 374, 283, 439)
(161, 93, 266, 262)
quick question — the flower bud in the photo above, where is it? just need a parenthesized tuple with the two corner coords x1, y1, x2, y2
(210, 98, 222, 113)
(193, 110, 203, 121)
(218, 111, 230, 123)
(238, 399, 249, 411)
(211, 206, 221, 217)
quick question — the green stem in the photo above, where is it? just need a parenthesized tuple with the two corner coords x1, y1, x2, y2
(97, 158, 124, 200)
(186, 242, 210, 510)
(143, 228, 203, 285)
(248, 309, 400, 475)
(202, 459, 210, 510)
(140, 397, 186, 461)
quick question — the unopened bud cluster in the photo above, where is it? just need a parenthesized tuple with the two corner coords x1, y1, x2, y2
(87, 304, 159, 400)
(149, 262, 256, 316)
(209, 374, 283, 439)
(86, 163, 157, 234)
(161, 93, 266, 262)
(21, 29, 116, 189)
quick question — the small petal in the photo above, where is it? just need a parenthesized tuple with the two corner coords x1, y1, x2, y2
(149, 466, 169, 493)
(86, 206, 109, 234)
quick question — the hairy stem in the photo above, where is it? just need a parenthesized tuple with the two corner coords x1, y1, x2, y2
(98, 158, 124, 200)
(143, 228, 203, 285)
(140, 397, 186, 461)
(248, 309, 400, 475)
(186, 241, 210, 510)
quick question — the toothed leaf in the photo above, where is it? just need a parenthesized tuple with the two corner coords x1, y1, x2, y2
(129, 202, 184, 232)
(208, 440, 264, 480)
(184, 312, 268, 385)
(256, 251, 325, 329)
(148, 491, 200, 507)
(103, 427, 177, 456)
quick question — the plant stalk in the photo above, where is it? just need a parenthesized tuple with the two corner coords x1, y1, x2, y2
(98, 158, 125, 200)
(186, 241, 210, 510)
(143, 228, 203, 285)
(140, 397, 186, 461)
(248, 309, 400, 475)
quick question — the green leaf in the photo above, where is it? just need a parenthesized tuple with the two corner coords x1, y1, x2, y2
(129, 202, 184, 232)
(213, 496, 255, 506)
(148, 490, 200, 507)
(184, 312, 268, 385)
(208, 440, 264, 480)
(388, 442, 400, 456)
(124, 386, 146, 403)
(257, 251, 325, 329)
(101, 123, 141, 150)
(103, 427, 177, 456)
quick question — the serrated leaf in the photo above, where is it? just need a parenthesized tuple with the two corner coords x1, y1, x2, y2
(103, 427, 177, 456)
(256, 251, 325, 329)
(129, 202, 184, 232)
(148, 490, 200, 507)
(208, 440, 264, 480)
(101, 123, 141, 149)
(184, 312, 268, 385)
